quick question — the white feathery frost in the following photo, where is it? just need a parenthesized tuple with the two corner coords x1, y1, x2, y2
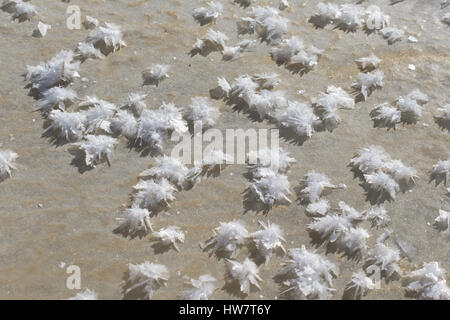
(252, 73, 280, 90)
(76, 42, 104, 61)
(247, 147, 295, 175)
(180, 274, 217, 300)
(0, 149, 18, 181)
(379, 27, 404, 44)
(2, 0, 37, 22)
(238, 6, 289, 45)
(187, 150, 231, 184)
(364, 171, 400, 201)
(209, 76, 230, 100)
(365, 240, 402, 281)
(152, 226, 185, 252)
(344, 271, 375, 300)
(352, 71, 384, 101)
(250, 169, 291, 207)
(139, 156, 188, 189)
(275, 101, 319, 139)
(73, 135, 118, 167)
(80, 98, 117, 134)
(370, 103, 401, 129)
(226, 258, 262, 295)
(308, 202, 368, 258)
(137, 102, 187, 151)
(396, 89, 429, 124)
(192, 29, 229, 56)
(350, 145, 391, 175)
(192, 2, 223, 25)
(365, 206, 391, 228)
(383, 159, 417, 191)
(86, 23, 126, 54)
(83, 15, 99, 30)
(311, 2, 341, 27)
(45, 110, 86, 142)
(120, 92, 147, 117)
(351, 146, 416, 201)
(26, 50, 80, 92)
(126, 262, 169, 299)
(306, 199, 330, 216)
(67, 289, 99, 300)
(364, 6, 390, 30)
(142, 64, 170, 86)
(430, 159, 450, 186)
(110, 109, 138, 140)
(183, 96, 220, 129)
(404, 262, 450, 300)
(355, 54, 381, 72)
(250, 221, 286, 265)
(335, 4, 363, 31)
(116, 206, 152, 238)
(313, 86, 354, 132)
(299, 170, 345, 204)
(434, 209, 449, 231)
(202, 220, 249, 258)
(276, 246, 339, 300)
(442, 0, 450, 9)
(34, 87, 77, 115)
(132, 178, 177, 210)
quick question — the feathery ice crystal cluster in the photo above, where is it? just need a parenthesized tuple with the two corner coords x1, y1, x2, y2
(344, 271, 375, 300)
(226, 258, 262, 295)
(364, 232, 402, 282)
(180, 274, 217, 300)
(0, 149, 18, 181)
(308, 201, 369, 259)
(192, 1, 223, 25)
(276, 246, 339, 300)
(430, 157, 450, 186)
(246, 147, 295, 178)
(249, 221, 286, 265)
(404, 262, 450, 300)
(136, 102, 187, 152)
(1, 0, 37, 22)
(298, 170, 346, 207)
(152, 226, 185, 252)
(85, 23, 126, 55)
(139, 155, 189, 190)
(312, 85, 355, 132)
(249, 168, 292, 208)
(395, 89, 429, 124)
(350, 145, 417, 201)
(355, 54, 381, 72)
(237, 6, 289, 45)
(73, 134, 118, 168)
(271, 36, 323, 74)
(183, 96, 220, 129)
(115, 206, 152, 239)
(67, 289, 99, 300)
(26, 50, 80, 93)
(142, 64, 170, 86)
(125, 262, 169, 299)
(352, 71, 384, 101)
(202, 220, 249, 259)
